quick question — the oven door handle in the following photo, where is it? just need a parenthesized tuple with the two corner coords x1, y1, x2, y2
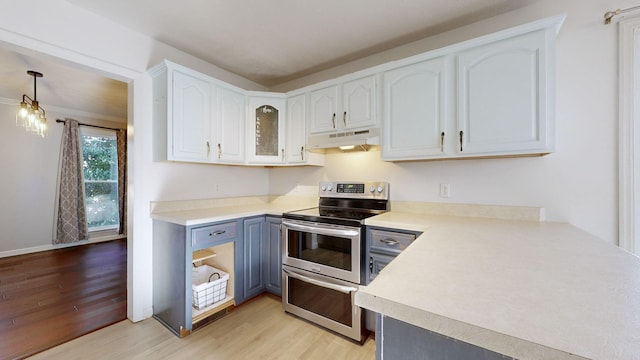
(283, 268, 358, 294)
(282, 221, 359, 238)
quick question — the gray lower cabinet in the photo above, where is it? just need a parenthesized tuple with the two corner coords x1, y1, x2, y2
(365, 226, 421, 331)
(377, 314, 513, 360)
(242, 216, 283, 300)
(152, 219, 244, 337)
(243, 216, 267, 299)
(265, 216, 282, 295)
(152, 215, 282, 337)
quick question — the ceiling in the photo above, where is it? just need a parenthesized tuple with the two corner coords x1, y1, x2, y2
(0, 47, 128, 122)
(1, 0, 535, 121)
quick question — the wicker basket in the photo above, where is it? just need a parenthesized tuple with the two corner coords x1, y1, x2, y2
(192, 264, 229, 310)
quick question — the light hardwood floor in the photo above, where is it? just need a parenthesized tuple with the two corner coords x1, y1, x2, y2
(29, 295, 376, 359)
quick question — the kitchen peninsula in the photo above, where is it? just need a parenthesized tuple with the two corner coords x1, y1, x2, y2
(151, 197, 640, 359)
(358, 212, 640, 360)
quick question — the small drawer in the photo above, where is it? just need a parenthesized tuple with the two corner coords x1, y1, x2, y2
(192, 221, 237, 249)
(369, 229, 416, 254)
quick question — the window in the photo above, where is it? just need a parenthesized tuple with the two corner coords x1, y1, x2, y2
(80, 127, 119, 231)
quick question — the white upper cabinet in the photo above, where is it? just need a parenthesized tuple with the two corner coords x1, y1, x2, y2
(171, 70, 212, 162)
(456, 29, 551, 156)
(342, 75, 377, 130)
(309, 85, 339, 133)
(247, 94, 286, 164)
(151, 62, 215, 163)
(215, 85, 246, 164)
(151, 15, 563, 165)
(286, 94, 307, 164)
(381, 16, 561, 161)
(308, 74, 378, 134)
(382, 58, 449, 160)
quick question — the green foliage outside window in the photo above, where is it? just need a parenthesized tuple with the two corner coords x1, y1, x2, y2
(81, 134, 119, 229)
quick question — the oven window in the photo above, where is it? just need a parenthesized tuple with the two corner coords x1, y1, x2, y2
(288, 277, 352, 327)
(287, 229, 352, 271)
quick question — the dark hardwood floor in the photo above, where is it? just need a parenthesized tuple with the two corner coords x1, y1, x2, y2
(0, 239, 127, 360)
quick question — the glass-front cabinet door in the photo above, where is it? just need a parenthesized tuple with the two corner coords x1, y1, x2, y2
(247, 93, 286, 164)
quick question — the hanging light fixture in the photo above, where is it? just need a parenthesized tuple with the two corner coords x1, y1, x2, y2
(16, 70, 47, 138)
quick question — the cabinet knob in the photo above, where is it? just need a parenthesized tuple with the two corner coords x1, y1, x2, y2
(218, 143, 222, 159)
(332, 113, 336, 128)
(281, 148, 285, 161)
(343, 111, 347, 126)
(300, 146, 304, 161)
(206, 141, 210, 155)
(440, 132, 444, 152)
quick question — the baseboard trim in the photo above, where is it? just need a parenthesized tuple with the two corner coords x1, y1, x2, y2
(0, 234, 126, 258)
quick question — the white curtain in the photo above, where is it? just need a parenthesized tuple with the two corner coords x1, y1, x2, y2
(55, 118, 88, 244)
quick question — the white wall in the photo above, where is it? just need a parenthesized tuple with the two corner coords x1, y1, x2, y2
(270, 0, 631, 245)
(0, 101, 63, 253)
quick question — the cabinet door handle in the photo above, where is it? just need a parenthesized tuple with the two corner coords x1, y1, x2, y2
(332, 113, 336, 128)
(206, 141, 210, 155)
(343, 111, 347, 126)
(209, 230, 226, 236)
(300, 146, 304, 161)
(440, 132, 445, 152)
(380, 238, 399, 246)
(217, 143, 222, 159)
(281, 148, 285, 161)
(369, 256, 373, 272)
(459, 130, 464, 152)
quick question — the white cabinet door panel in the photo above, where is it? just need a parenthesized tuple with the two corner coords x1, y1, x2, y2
(309, 85, 338, 134)
(286, 94, 306, 164)
(343, 75, 377, 129)
(457, 30, 549, 154)
(216, 86, 245, 164)
(171, 70, 211, 162)
(382, 58, 448, 160)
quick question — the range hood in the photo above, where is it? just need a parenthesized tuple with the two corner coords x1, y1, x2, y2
(307, 128, 380, 150)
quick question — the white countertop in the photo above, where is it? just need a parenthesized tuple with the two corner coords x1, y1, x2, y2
(358, 212, 640, 360)
(149, 196, 316, 226)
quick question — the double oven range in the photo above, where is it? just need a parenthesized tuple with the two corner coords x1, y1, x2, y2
(281, 181, 389, 342)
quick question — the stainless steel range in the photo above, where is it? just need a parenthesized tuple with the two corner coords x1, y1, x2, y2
(281, 181, 389, 342)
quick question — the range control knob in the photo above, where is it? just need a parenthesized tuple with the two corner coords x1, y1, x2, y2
(321, 185, 327, 191)
(327, 185, 333, 191)
(369, 186, 375, 193)
(377, 186, 384, 193)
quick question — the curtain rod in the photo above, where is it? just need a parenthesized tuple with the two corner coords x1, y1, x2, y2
(55, 118, 123, 131)
(604, 5, 640, 24)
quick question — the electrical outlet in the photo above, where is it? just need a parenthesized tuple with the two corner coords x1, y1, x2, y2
(215, 183, 220, 192)
(439, 183, 451, 198)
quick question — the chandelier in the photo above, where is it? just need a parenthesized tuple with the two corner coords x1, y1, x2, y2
(16, 70, 47, 138)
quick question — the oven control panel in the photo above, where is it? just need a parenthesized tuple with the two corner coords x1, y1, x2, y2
(319, 181, 389, 199)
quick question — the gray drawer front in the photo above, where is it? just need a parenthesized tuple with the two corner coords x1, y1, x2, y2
(370, 229, 416, 254)
(192, 222, 237, 248)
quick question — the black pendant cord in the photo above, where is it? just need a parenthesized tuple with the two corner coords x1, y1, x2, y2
(55, 118, 123, 131)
